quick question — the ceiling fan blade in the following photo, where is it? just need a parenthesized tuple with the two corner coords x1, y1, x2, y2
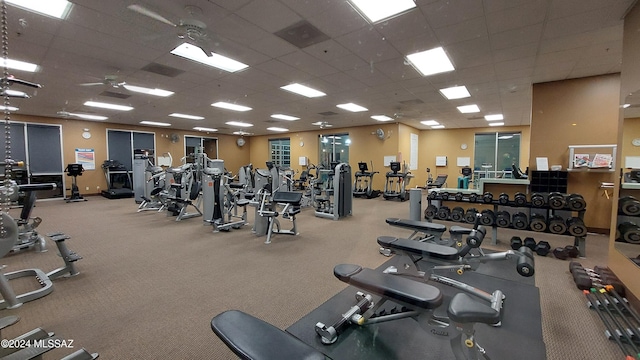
(127, 4, 176, 27)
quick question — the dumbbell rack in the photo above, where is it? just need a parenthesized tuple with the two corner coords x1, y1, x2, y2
(426, 189, 588, 257)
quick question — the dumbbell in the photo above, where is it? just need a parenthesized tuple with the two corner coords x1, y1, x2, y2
(510, 236, 523, 250)
(530, 193, 546, 207)
(523, 237, 536, 251)
(548, 215, 567, 234)
(450, 207, 465, 222)
(618, 222, 640, 244)
(511, 212, 529, 230)
(515, 246, 535, 277)
(566, 217, 587, 237)
(498, 193, 509, 205)
(482, 192, 493, 204)
(424, 204, 438, 219)
(479, 209, 495, 226)
(552, 247, 569, 260)
(534, 240, 551, 256)
(436, 205, 451, 220)
(513, 192, 527, 207)
(428, 191, 438, 200)
(566, 193, 586, 211)
(569, 261, 583, 274)
(454, 192, 464, 201)
(619, 196, 640, 216)
(572, 268, 593, 290)
(548, 192, 565, 210)
(529, 213, 547, 232)
(564, 245, 579, 258)
(464, 208, 478, 224)
(440, 191, 450, 201)
(495, 211, 511, 228)
(468, 193, 478, 203)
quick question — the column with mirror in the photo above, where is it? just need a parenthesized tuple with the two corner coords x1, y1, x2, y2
(609, 1, 640, 301)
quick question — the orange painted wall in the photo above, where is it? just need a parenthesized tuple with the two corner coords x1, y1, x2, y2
(531, 74, 621, 229)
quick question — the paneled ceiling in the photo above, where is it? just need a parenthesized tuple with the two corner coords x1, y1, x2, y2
(4, 0, 636, 135)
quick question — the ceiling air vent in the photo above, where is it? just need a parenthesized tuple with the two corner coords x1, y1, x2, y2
(100, 91, 130, 99)
(142, 62, 185, 78)
(274, 20, 330, 49)
(318, 111, 338, 116)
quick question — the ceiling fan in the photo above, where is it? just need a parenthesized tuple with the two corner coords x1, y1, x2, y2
(127, 4, 210, 45)
(79, 75, 126, 88)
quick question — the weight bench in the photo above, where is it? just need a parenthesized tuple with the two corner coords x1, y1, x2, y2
(258, 191, 303, 244)
(384, 217, 473, 248)
(211, 264, 499, 360)
(315, 264, 498, 359)
(377, 226, 535, 321)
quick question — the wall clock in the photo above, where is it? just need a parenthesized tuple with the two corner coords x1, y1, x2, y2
(633, 138, 640, 147)
(236, 137, 246, 147)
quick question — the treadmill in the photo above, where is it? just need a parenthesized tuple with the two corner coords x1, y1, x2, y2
(101, 160, 134, 199)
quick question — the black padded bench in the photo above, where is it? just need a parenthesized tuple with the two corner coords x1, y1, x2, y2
(211, 310, 328, 360)
(385, 217, 473, 247)
(377, 236, 459, 260)
(261, 191, 303, 244)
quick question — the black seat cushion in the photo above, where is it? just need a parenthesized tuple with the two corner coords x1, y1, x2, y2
(273, 191, 303, 205)
(447, 293, 500, 325)
(376, 236, 459, 260)
(211, 310, 327, 360)
(385, 218, 446, 233)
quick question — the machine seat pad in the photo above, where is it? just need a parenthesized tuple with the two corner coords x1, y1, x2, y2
(385, 218, 446, 233)
(229, 183, 245, 189)
(376, 236, 459, 260)
(150, 187, 163, 196)
(236, 199, 250, 207)
(273, 191, 303, 205)
(211, 310, 327, 360)
(449, 226, 473, 235)
(333, 264, 443, 309)
(447, 293, 500, 325)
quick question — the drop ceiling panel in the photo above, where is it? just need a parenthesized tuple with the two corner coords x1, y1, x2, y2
(423, 0, 485, 29)
(446, 37, 493, 69)
(236, 0, 302, 33)
(434, 16, 488, 46)
(335, 27, 403, 64)
(375, 9, 432, 42)
(249, 35, 298, 59)
(254, 59, 313, 81)
(485, 2, 547, 34)
(278, 51, 340, 77)
(490, 23, 544, 50)
(307, 2, 368, 38)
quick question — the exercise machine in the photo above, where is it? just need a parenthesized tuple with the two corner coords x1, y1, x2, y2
(315, 162, 352, 220)
(64, 163, 87, 202)
(133, 149, 154, 203)
(256, 186, 303, 244)
(353, 161, 380, 198)
(203, 159, 249, 232)
(457, 166, 472, 189)
(11, 183, 58, 253)
(164, 162, 202, 221)
(383, 161, 413, 201)
(101, 160, 134, 199)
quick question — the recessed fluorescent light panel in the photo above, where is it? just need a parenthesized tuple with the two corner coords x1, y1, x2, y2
(280, 83, 326, 98)
(489, 122, 504, 127)
(69, 113, 107, 121)
(406, 47, 455, 77)
(123, 84, 174, 97)
(349, 0, 416, 23)
(6, 0, 72, 19)
(439, 86, 470, 100)
(371, 115, 393, 121)
(431, 125, 445, 129)
(194, 127, 217, 132)
(170, 113, 204, 120)
(170, 43, 248, 72)
(84, 101, 133, 111)
(271, 114, 300, 121)
(0, 105, 18, 111)
(484, 114, 504, 121)
(337, 103, 368, 112)
(212, 102, 252, 112)
(226, 121, 253, 127)
(3, 89, 28, 98)
(420, 120, 439, 126)
(140, 121, 171, 127)
(457, 104, 480, 113)
(267, 127, 288, 132)
(3, 58, 38, 72)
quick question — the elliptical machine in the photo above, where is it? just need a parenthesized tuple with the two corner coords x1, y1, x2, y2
(353, 161, 380, 199)
(383, 161, 413, 201)
(64, 163, 86, 203)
